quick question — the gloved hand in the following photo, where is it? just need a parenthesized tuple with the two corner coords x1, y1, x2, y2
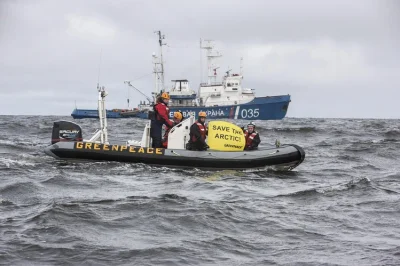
(204, 145, 210, 150)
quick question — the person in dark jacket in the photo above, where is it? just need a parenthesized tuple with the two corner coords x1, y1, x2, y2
(187, 111, 208, 151)
(243, 122, 261, 150)
(162, 111, 183, 148)
(150, 92, 174, 148)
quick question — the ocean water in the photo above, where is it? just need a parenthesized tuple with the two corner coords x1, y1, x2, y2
(1, 115, 399, 266)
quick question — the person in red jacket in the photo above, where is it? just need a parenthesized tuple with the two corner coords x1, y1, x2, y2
(187, 111, 209, 151)
(243, 122, 261, 150)
(150, 92, 174, 148)
(162, 111, 183, 148)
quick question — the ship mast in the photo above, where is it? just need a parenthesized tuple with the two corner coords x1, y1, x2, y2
(153, 31, 166, 94)
(200, 40, 222, 85)
(152, 53, 161, 100)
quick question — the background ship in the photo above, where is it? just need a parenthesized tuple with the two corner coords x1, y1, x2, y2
(71, 32, 291, 120)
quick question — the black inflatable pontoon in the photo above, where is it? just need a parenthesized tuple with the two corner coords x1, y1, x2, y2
(44, 141, 305, 170)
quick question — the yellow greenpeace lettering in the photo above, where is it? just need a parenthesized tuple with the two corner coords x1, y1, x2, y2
(207, 121, 245, 151)
(111, 145, 119, 151)
(120, 145, 127, 152)
(74, 142, 165, 155)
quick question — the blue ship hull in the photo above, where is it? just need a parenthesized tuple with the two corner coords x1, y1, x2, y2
(71, 95, 291, 120)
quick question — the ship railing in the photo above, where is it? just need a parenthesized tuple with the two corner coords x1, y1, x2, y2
(169, 103, 197, 107)
(200, 82, 223, 87)
(169, 90, 197, 95)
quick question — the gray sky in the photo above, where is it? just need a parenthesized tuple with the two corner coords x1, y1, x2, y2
(1, 0, 399, 118)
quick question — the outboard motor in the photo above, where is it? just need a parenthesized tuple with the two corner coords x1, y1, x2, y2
(51, 121, 83, 144)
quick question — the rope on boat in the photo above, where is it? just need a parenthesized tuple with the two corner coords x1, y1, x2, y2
(169, 149, 279, 159)
(171, 150, 181, 156)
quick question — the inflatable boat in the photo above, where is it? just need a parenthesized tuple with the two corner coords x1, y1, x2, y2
(44, 87, 305, 170)
(44, 141, 305, 170)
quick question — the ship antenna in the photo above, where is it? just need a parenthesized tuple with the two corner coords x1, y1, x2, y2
(97, 48, 103, 90)
(200, 38, 202, 83)
(200, 40, 222, 84)
(154, 31, 166, 90)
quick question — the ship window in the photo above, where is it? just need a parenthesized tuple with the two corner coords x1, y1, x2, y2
(227, 83, 231, 87)
(232, 88, 238, 90)
(179, 100, 182, 104)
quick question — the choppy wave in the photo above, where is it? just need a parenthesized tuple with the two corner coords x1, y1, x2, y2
(271, 126, 317, 133)
(1, 116, 400, 265)
(384, 129, 400, 138)
(276, 177, 371, 197)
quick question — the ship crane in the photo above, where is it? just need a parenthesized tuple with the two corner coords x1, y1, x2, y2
(225, 69, 232, 76)
(124, 81, 154, 104)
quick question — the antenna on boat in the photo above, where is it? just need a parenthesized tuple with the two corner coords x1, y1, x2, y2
(86, 85, 109, 144)
(154, 31, 166, 90)
(200, 38, 202, 83)
(89, 85, 108, 144)
(200, 40, 222, 85)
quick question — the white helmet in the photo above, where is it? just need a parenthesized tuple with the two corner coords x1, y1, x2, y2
(247, 122, 256, 128)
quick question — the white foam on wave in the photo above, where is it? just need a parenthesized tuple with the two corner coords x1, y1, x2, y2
(0, 157, 36, 168)
(0, 139, 16, 146)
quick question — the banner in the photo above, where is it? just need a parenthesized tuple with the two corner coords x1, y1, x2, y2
(207, 121, 245, 151)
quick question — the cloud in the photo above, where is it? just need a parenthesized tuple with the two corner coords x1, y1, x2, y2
(66, 14, 116, 40)
(241, 39, 370, 84)
(0, 0, 399, 118)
